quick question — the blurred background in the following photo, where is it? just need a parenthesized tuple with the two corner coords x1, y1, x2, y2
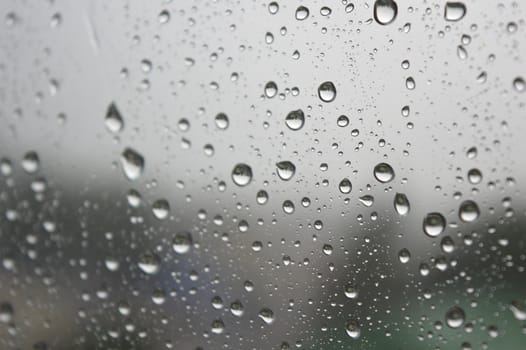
(0, 0, 526, 349)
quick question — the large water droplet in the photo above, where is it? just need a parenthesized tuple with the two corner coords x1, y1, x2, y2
(120, 148, 144, 181)
(295, 6, 309, 21)
(339, 178, 352, 194)
(513, 77, 525, 92)
(258, 308, 275, 324)
(152, 199, 170, 220)
(232, 163, 253, 186)
(0, 302, 13, 323)
(22, 151, 39, 174)
(285, 109, 305, 130)
(373, 163, 395, 183)
(398, 248, 411, 263)
(444, 2, 466, 22)
(276, 161, 296, 181)
(264, 81, 278, 98)
(137, 252, 161, 274)
(423, 212, 446, 237)
(345, 319, 361, 339)
(215, 113, 229, 130)
(318, 81, 336, 102)
(394, 193, 410, 215)
(445, 306, 466, 328)
(173, 232, 192, 254)
(373, 0, 398, 25)
(105, 102, 123, 133)
(459, 200, 479, 222)
(211, 319, 225, 334)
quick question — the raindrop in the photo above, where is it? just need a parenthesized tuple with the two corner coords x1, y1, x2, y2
(467, 168, 482, 184)
(276, 161, 296, 181)
(105, 102, 123, 133)
(137, 252, 161, 275)
(394, 193, 410, 215)
(264, 81, 278, 98)
(513, 77, 525, 92)
(320, 7, 332, 16)
(344, 283, 358, 299)
(423, 212, 446, 237)
(258, 308, 275, 324)
(359, 195, 374, 207)
(120, 148, 144, 181)
(268, 2, 279, 15)
(230, 300, 244, 317)
(337, 115, 349, 127)
(285, 109, 305, 130)
(173, 232, 192, 254)
(215, 113, 229, 129)
(339, 178, 352, 194)
(405, 77, 416, 90)
(295, 6, 309, 21)
(211, 319, 225, 334)
(232, 163, 253, 186)
(152, 199, 170, 220)
(22, 151, 40, 174)
(345, 319, 361, 339)
(257, 190, 269, 205)
(459, 200, 479, 222)
(282, 200, 295, 214)
(445, 306, 466, 328)
(398, 248, 411, 263)
(373, 163, 395, 183)
(318, 81, 336, 102)
(0, 302, 13, 323)
(373, 0, 398, 25)
(444, 2, 466, 22)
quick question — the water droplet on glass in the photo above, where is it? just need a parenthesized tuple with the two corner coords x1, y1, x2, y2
(282, 200, 295, 214)
(339, 178, 352, 194)
(258, 308, 275, 324)
(394, 193, 410, 215)
(445, 306, 466, 328)
(152, 199, 170, 220)
(459, 200, 479, 222)
(285, 109, 305, 130)
(230, 300, 244, 317)
(405, 77, 416, 90)
(215, 113, 229, 129)
(173, 232, 192, 254)
(345, 319, 361, 339)
(423, 212, 446, 237)
(256, 190, 269, 205)
(276, 161, 296, 181)
(105, 102, 123, 133)
(373, 163, 395, 183)
(318, 81, 336, 102)
(398, 248, 411, 263)
(120, 148, 144, 181)
(373, 0, 398, 25)
(513, 77, 525, 92)
(344, 283, 358, 299)
(467, 168, 482, 184)
(137, 252, 161, 275)
(22, 151, 39, 174)
(268, 2, 279, 14)
(295, 6, 309, 21)
(444, 2, 466, 22)
(232, 163, 253, 186)
(264, 81, 278, 98)
(0, 302, 13, 323)
(359, 195, 374, 207)
(320, 7, 332, 16)
(211, 319, 225, 334)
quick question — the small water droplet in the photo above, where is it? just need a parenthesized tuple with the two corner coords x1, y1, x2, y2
(295, 6, 310, 21)
(138, 252, 161, 274)
(105, 102, 123, 133)
(22, 151, 40, 174)
(339, 178, 352, 194)
(345, 319, 361, 339)
(513, 77, 525, 92)
(215, 113, 229, 129)
(258, 308, 275, 324)
(173, 232, 192, 254)
(0, 302, 13, 323)
(264, 81, 278, 98)
(398, 248, 411, 263)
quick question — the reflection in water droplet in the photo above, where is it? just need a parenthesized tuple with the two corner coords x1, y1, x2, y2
(344, 283, 358, 299)
(105, 102, 123, 133)
(373, 0, 398, 25)
(444, 2, 466, 22)
(285, 109, 305, 130)
(295, 6, 309, 21)
(513, 77, 525, 92)
(318, 81, 336, 102)
(230, 300, 244, 317)
(445, 306, 466, 328)
(173, 232, 192, 254)
(345, 319, 361, 339)
(459, 200, 479, 222)
(232, 163, 253, 186)
(339, 178, 352, 194)
(282, 200, 295, 214)
(138, 252, 161, 274)
(211, 319, 225, 334)
(120, 148, 144, 181)
(257, 190, 269, 205)
(22, 151, 40, 174)
(423, 212, 446, 237)
(467, 168, 482, 184)
(394, 193, 410, 215)
(373, 163, 395, 183)
(276, 161, 296, 181)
